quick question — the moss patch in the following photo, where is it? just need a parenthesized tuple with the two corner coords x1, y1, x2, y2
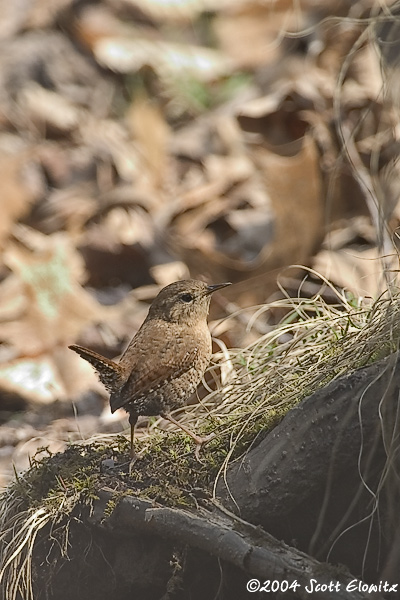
(6, 291, 400, 517)
(2, 290, 400, 600)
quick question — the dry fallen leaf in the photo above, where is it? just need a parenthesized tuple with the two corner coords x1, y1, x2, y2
(126, 94, 171, 195)
(313, 247, 395, 298)
(95, 36, 233, 82)
(0, 227, 105, 355)
(251, 134, 323, 270)
(18, 83, 82, 133)
(112, 0, 236, 23)
(214, 0, 301, 69)
(0, 357, 68, 404)
(0, 151, 41, 253)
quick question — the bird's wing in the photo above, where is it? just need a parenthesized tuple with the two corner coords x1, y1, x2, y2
(110, 322, 201, 412)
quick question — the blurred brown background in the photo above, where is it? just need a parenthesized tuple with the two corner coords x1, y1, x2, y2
(1, 0, 400, 487)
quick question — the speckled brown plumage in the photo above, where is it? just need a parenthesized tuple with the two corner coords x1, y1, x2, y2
(69, 279, 230, 459)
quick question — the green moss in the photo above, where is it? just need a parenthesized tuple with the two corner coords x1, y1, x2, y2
(5, 396, 289, 518)
(102, 489, 136, 520)
(10, 439, 129, 511)
(6, 292, 400, 518)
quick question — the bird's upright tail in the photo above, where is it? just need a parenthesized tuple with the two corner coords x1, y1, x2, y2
(69, 344, 125, 393)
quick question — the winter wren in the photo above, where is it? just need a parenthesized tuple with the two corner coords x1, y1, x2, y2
(69, 279, 231, 459)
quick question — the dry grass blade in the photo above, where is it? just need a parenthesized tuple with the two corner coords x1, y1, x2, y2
(1, 285, 400, 599)
(150, 283, 400, 496)
(0, 488, 52, 600)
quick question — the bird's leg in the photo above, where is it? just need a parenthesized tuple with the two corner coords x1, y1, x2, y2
(128, 413, 138, 474)
(160, 413, 215, 460)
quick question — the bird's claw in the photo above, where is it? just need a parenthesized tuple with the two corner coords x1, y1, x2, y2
(128, 457, 137, 475)
(128, 447, 147, 474)
(194, 432, 216, 461)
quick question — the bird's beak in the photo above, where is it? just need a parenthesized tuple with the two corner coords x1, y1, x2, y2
(204, 282, 231, 296)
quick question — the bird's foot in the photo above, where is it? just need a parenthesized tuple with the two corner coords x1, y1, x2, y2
(194, 432, 216, 461)
(128, 454, 138, 475)
(160, 413, 216, 460)
(128, 446, 147, 474)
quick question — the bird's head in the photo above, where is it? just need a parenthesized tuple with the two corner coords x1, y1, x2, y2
(146, 279, 231, 325)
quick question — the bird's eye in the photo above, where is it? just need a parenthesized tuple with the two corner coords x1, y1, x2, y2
(180, 293, 194, 303)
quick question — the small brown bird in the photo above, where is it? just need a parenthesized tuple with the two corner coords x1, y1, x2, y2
(69, 279, 231, 459)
